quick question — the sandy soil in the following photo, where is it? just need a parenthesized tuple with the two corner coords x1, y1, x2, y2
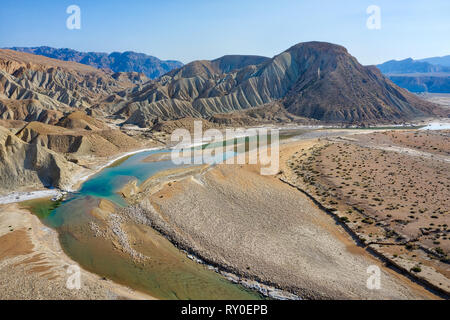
(0, 203, 155, 300)
(135, 141, 439, 299)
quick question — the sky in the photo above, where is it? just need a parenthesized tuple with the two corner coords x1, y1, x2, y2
(0, 0, 449, 65)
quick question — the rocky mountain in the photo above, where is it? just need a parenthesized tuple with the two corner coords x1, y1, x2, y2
(0, 51, 149, 194)
(117, 42, 442, 125)
(377, 57, 450, 93)
(0, 49, 139, 122)
(7, 46, 183, 79)
(16, 116, 141, 158)
(0, 110, 144, 194)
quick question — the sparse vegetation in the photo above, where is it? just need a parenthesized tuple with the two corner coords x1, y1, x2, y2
(285, 130, 449, 291)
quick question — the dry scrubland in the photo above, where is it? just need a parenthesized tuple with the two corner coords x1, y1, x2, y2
(282, 130, 449, 295)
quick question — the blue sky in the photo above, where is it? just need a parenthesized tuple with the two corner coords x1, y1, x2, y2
(0, 0, 449, 65)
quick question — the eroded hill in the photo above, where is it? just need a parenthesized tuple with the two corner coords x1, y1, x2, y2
(117, 42, 444, 126)
(1, 43, 445, 129)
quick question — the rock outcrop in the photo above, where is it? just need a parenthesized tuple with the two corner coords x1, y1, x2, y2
(0, 110, 143, 194)
(1, 43, 444, 127)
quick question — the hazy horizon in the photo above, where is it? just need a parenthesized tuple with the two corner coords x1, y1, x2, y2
(1, 0, 449, 65)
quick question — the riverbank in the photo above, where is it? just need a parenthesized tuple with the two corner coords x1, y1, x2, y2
(0, 202, 156, 300)
(9, 149, 263, 300)
(0, 124, 437, 205)
(67, 147, 163, 192)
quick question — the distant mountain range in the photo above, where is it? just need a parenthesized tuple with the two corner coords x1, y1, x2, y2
(377, 57, 450, 93)
(419, 55, 450, 67)
(8, 46, 450, 94)
(5, 46, 183, 79)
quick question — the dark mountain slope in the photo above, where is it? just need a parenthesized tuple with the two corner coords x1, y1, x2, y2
(281, 43, 440, 122)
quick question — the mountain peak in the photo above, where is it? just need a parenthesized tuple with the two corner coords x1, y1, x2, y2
(286, 41, 349, 55)
(1, 42, 444, 126)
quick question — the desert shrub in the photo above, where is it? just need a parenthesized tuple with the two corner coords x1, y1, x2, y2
(410, 266, 422, 273)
